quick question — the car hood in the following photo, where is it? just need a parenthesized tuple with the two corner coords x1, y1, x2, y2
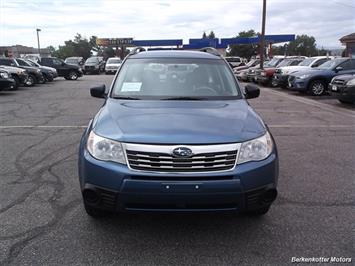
(40, 65, 56, 72)
(19, 66, 39, 72)
(85, 63, 98, 66)
(291, 68, 331, 77)
(332, 74, 355, 82)
(234, 65, 249, 71)
(278, 66, 313, 75)
(0, 65, 25, 73)
(92, 99, 266, 144)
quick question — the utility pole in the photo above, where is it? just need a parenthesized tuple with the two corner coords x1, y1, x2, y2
(36, 28, 41, 56)
(260, 0, 266, 69)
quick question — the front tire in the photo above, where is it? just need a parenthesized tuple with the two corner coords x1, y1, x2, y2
(309, 80, 326, 96)
(68, 71, 78, 80)
(25, 74, 36, 86)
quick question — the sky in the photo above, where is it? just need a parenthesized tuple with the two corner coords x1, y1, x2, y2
(0, 0, 354, 49)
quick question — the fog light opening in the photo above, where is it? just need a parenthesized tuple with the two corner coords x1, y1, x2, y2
(83, 189, 100, 204)
(262, 189, 277, 203)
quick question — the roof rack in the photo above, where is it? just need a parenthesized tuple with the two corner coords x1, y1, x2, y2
(129, 47, 146, 56)
(199, 47, 221, 57)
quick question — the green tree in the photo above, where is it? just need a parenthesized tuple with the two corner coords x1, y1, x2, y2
(227, 29, 258, 59)
(202, 31, 207, 39)
(46, 34, 101, 59)
(287, 35, 317, 56)
(208, 31, 215, 39)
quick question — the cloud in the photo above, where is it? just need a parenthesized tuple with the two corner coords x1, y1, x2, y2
(0, 0, 353, 49)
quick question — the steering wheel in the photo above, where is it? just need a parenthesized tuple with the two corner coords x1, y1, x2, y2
(193, 86, 218, 96)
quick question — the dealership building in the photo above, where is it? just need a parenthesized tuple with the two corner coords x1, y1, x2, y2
(340, 33, 355, 58)
(0, 45, 50, 58)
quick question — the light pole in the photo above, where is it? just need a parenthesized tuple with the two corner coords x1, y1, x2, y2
(260, 0, 266, 69)
(36, 28, 41, 56)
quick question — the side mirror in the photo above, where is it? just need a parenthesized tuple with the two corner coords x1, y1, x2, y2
(335, 66, 343, 72)
(244, 84, 260, 99)
(90, 84, 106, 98)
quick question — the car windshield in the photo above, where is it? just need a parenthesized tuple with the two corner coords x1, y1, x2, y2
(277, 59, 296, 67)
(317, 59, 345, 69)
(86, 58, 98, 63)
(107, 58, 122, 64)
(111, 58, 241, 99)
(267, 57, 282, 67)
(298, 58, 314, 66)
(26, 60, 39, 67)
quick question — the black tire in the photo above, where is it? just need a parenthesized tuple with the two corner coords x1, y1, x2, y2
(246, 206, 270, 216)
(25, 74, 36, 86)
(309, 80, 326, 96)
(84, 203, 109, 218)
(68, 71, 78, 80)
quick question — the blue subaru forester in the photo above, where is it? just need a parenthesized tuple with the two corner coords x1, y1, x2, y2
(78, 48, 278, 217)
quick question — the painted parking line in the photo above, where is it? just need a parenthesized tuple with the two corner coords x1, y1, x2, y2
(261, 87, 355, 119)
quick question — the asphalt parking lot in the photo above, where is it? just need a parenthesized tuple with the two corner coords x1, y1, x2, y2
(0, 75, 354, 265)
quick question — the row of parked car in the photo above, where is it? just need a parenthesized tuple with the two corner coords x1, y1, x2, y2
(233, 56, 355, 104)
(0, 55, 123, 92)
(0, 56, 85, 92)
(64, 56, 122, 75)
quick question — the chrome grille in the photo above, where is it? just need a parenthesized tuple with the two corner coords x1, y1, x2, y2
(123, 143, 240, 173)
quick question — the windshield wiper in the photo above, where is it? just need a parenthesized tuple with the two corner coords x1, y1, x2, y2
(160, 96, 207, 100)
(112, 96, 141, 100)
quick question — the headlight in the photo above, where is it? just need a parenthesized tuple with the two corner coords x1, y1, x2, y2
(36, 69, 41, 73)
(346, 79, 355, 86)
(95, 65, 99, 69)
(0, 72, 9, 79)
(87, 131, 126, 164)
(237, 131, 273, 164)
(298, 74, 310, 79)
(261, 71, 266, 76)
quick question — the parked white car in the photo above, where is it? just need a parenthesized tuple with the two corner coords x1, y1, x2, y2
(105, 57, 122, 74)
(276, 56, 335, 76)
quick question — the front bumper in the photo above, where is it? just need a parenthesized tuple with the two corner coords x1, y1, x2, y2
(273, 74, 288, 86)
(105, 68, 118, 73)
(256, 75, 269, 83)
(329, 83, 355, 102)
(0, 78, 16, 90)
(288, 76, 308, 91)
(78, 147, 278, 213)
(247, 74, 257, 82)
